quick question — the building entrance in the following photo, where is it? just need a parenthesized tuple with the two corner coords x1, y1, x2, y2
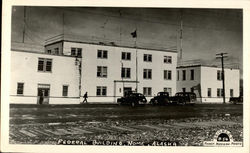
(37, 84, 50, 104)
(123, 87, 132, 96)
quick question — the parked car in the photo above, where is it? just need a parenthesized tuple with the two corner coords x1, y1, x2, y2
(229, 96, 243, 104)
(117, 92, 147, 107)
(168, 92, 197, 105)
(150, 92, 170, 105)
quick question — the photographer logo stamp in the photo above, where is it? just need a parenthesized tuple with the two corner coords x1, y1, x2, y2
(203, 129, 242, 147)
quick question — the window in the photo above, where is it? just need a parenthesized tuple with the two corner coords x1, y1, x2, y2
(208, 88, 212, 97)
(47, 50, 51, 54)
(17, 83, 24, 95)
(121, 52, 131, 60)
(38, 58, 52, 72)
(164, 56, 172, 64)
(230, 89, 234, 97)
(97, 66, 107, 77)
(177, 70, 179, 81)
(190, 69, 194, 80)
(97, 50, 108, 59)
(54, 48, 59, 55)
(121, 67, 131, 78)
(62, 85, 68, 97)
(71, 48, 82, 57)
(143, 69, 152, 79)
(190, 87, 194, 93)
(164, 70, 172, 80)
(164, 88, 172, 96)
(217, 70, 222, 80)
(182, 70, 186, 80)
(182, 88, 186, 92)
(143, 87, 152, 96)
(217, 88, 223, 97)
(143, 54, 152, 62)
(96, 86, 107, 96)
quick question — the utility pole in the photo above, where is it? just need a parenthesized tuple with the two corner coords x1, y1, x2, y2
(22, 6, 26, 43)
(216, 53, 228, 104)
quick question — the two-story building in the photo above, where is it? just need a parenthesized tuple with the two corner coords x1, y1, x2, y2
(10, 34, 177, 104)
(176, 64, 240, 103)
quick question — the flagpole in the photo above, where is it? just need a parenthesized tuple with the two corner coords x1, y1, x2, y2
(135, 36, 138, 93)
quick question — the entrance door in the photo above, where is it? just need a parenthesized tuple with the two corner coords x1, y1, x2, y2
(37, 84, 50, 104)
(124, 87, 132, 97)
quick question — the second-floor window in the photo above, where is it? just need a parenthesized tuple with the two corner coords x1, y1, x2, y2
(182, 70, 186, 80)
(97, 66, 107, 78)
(97, 50, 108, 59)
(164, 70, 172, 80)
(164, 87, 172, 96)
(121, 67, 131, 78)
(143, 69, 152, 79)
(217, 70, 222, 80)
(38, 58, 52, 72)
(71, 48, 82, 57)
(164, 56, 172, 64)
(144, 54, 152, 62)
(121, 52, 131, 60)
(190, 69, 194, 80)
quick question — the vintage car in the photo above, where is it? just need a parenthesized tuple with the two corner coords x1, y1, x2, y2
(168, 92, 197, 105)
(117, 92, 147, 106)
(229, 96, 243, 104)
(150, 92, 170, 105)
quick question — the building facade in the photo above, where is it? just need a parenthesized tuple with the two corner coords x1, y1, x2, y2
(10, 35, 177, 104)
(176, 65, 240, 103)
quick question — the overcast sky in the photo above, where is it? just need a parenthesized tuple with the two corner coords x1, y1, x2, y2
(11, 7, 243, 75)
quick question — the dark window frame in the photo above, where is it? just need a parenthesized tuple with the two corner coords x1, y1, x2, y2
(96, 86, 107, 96)
(38, 58, 53, 72)
(143, 54, 152, 62)
(17, 82, 24, 95)
(143, 69, 152, 79)
(62, 85, 69, 97)
(164, 56, 172, 64)
(97, 66, 108, 78)
(121, 67, 131, 78)
(121, 52, 131, 60)
(97, 50, 108, 59)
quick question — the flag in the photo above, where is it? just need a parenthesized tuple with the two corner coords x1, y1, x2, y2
(131, 30, 137, 38)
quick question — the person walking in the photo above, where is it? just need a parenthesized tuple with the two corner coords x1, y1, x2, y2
(82, 92, 88, 103)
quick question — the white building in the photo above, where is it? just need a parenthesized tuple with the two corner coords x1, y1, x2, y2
(176, 64, 240, 103)
(10, 35, 177, 104)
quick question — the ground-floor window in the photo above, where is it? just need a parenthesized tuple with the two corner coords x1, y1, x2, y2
(217, 88, 223, 97)
(96, 86, 107, 96)
(143, 87, 152, 96)
(190, 87, 194, 93)
(182, 88, 186, 92)
(230, 89, 234, 97)
(17, 82, 24, 95)
(207, 88, 212, 97)
(62, 85, 68, 97)
(164, 87, 172, 96)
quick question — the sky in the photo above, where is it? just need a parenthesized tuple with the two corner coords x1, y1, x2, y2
(11, 7, 243, 76)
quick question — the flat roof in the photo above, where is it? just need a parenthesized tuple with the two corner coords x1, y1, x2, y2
(177, 64, 239, 70)
(45, 34, 178, 53)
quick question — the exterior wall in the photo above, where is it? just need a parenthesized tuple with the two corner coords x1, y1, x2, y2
(10, 50, 80, 104)
(176, 66, 201, 101)
(200, 66, 240, 103)
(63, 42, 177, 103)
